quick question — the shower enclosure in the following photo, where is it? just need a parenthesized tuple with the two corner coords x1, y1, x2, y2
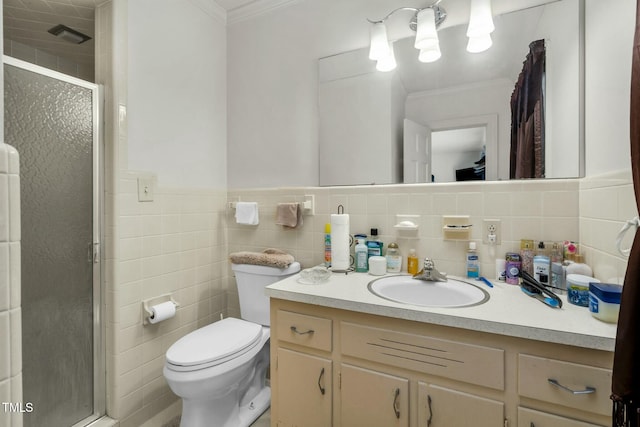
(3, 56, 104, 427)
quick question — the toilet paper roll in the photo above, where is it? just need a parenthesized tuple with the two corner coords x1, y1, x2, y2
(148, 301, 176, 324)
(331, 214, 350, 271)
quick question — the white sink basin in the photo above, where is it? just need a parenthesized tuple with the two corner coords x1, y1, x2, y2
(368, 275, 489, 308)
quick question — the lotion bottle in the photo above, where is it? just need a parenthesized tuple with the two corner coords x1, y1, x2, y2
(386, 242, 402, 273)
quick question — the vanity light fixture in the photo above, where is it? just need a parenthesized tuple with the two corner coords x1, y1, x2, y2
(367, 1, 446, 71)
(466, 0, 495, 53)
(367, 0, 495, 71)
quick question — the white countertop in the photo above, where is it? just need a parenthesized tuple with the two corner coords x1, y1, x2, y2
(266, 272, 618, 352)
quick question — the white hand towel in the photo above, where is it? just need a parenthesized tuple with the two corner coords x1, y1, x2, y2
(235, 202, 259, 225)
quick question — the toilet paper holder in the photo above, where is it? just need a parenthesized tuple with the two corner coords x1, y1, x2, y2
(142, 294, 180, 325)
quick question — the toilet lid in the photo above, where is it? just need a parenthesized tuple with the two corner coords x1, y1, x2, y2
(166, 318, 262, 369)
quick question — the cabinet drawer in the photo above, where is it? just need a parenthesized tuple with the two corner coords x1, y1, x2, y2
(517, 407, 604, 427)
(518, 354, 612, 416)
(341, 322, 504, 390)
(276, 310, 332, 352)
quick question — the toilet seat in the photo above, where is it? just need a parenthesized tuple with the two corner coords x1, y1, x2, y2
(166, 318, 263, 372)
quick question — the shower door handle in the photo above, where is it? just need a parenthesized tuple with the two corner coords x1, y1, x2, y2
(92, 242, 100, 264)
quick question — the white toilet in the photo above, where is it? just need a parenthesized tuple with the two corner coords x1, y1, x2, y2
(163, 261, 301, 427)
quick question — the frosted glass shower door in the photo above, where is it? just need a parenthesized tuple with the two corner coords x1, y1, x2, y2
(4, 57, 102, 427)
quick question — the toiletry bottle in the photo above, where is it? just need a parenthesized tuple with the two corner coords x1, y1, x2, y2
(566, 254, 593, 276)
(324, 223, 331, 267)
(550, 242, 563, 263)
(407, 249, 419, 275)
(520, 239, 534, 275)
(563, 241, 578, 259)
(367, 228, 383, 259)
(536, 241, 546, 256)
(386, 242, 402, 273)
(467, 242, 479, 278)
(354, 234, 368, 273)
(505, 252, 521, 285)
(533, 255, 551, 287)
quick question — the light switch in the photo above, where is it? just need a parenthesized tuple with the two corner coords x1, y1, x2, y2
(137, 177, 154, 202)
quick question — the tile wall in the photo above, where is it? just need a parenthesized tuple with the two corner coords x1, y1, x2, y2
(580, 170, 637, 283)
(227, 178, 588, 314)
(107, 174, 228, 427)
(3, 39, 94, 82)
(0, 143, 22, 427)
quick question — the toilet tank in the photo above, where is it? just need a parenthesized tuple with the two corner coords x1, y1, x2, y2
(231, 262, 301, 326)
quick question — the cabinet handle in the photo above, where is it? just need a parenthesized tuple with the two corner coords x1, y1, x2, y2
(393, 388, 400, 419)
(318, 367, 326, 395)
(290, 326, 315, 335)
(547, 378, 596, 395)
(427, 395, 433, 426)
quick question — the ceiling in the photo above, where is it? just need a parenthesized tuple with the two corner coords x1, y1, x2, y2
(2, 0, 264, 73)
(3, 0, 99, 69)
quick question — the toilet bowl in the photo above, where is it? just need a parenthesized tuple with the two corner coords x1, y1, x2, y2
(164, 261, 300, 427)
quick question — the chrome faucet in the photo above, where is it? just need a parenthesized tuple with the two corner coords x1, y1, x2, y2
(412, 258, 448, 282)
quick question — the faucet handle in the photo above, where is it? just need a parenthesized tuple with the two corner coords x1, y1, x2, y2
(423, 258, 435, 270)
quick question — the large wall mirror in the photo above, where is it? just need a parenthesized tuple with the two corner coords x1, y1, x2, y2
(319, 0, 583, 186)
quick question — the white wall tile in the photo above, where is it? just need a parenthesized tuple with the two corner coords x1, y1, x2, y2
(10, 309, 21, 377)
(0, 174, 9, 243)
(0, 312, 10, 381)
(8, 176, 20, 243)
(0, 244, 9, 312)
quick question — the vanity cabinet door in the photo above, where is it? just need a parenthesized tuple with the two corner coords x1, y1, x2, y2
(517, 407, 604, 427)
(418, 382, 504, 427)
(275, 348, 332, 427)
(339, 364, 409, 427)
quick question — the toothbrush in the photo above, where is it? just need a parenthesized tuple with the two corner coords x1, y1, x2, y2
(476, 276, 493, 288)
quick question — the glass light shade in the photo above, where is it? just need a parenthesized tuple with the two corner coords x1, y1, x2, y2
(467, 0, 495, 38)
(414, 8, 439, 50)
(467, 33, 493, 53)
(376, 42, 397, 72)
(369, 22, 390, 60)
(419, 45, 441, 63)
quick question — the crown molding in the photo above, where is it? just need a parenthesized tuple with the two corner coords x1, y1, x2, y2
(226, 0, 302, 25)
(191, 0, 227, 24)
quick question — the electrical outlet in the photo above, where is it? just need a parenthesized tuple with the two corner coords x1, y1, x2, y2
(482, 219, 501, 245)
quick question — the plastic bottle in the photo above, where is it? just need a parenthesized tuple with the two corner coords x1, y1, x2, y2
(566, 254, 593, 277)
(367, 228, 383, 259)
(533, 255, 551, 286)
(386, 242, 402, 273)
(520, 239, 534, 275)
(324, 223, 331, 267)
(466, 241, 480, 278)
(407, 249, 419, 275)
(354, 234, 368, 273)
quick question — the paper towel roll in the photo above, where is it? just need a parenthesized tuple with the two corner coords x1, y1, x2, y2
(330, 213, 350, 271)
(149, 301, 176, 324)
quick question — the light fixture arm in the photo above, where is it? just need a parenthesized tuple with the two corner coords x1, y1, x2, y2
(367, 7, 419, 24)
(367, 0, 445, 27)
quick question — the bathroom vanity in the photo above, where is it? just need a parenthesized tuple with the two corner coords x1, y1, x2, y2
(266, 273, 616, 427)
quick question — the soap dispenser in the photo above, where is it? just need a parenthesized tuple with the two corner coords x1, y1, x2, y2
(354, 234, 368, 273)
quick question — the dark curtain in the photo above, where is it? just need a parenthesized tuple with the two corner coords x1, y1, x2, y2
(612, 2, 640, 426)
(510, 39, 546, 179)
